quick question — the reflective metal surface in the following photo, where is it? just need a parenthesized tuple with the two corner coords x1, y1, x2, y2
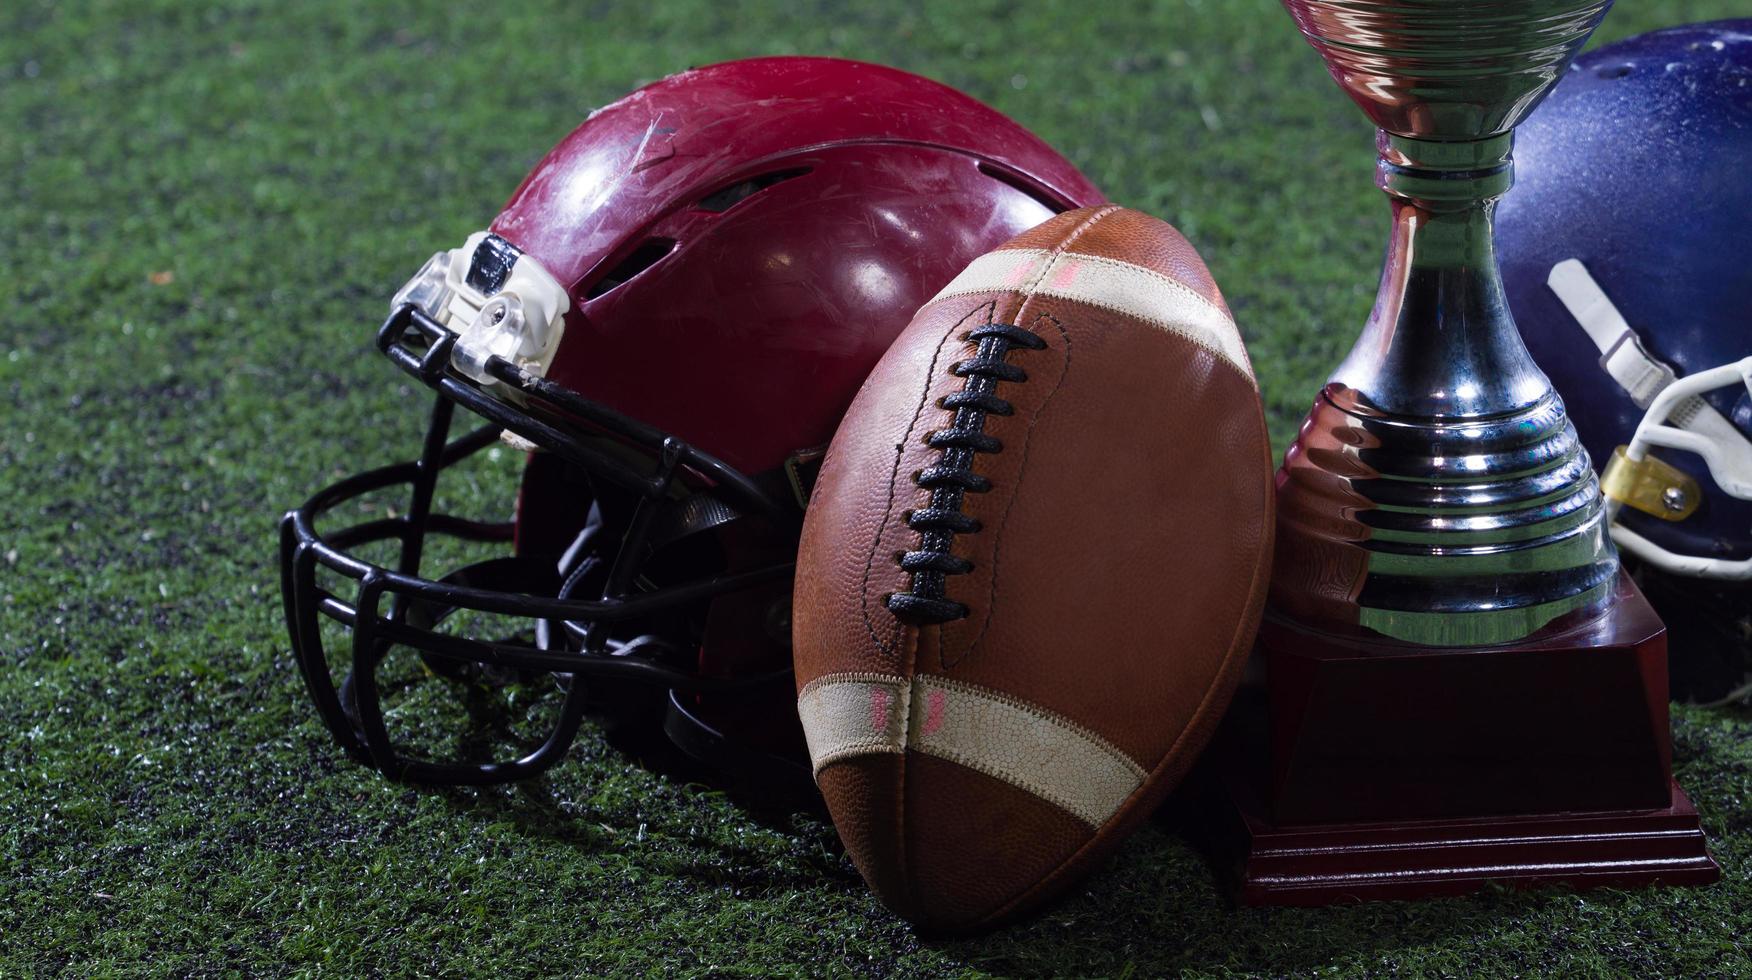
(1274, 0, 1618, 646)
(1283, 0, 1616, 139)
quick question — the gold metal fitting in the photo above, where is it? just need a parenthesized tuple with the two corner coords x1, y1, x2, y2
(1600, 446, 1702, 521)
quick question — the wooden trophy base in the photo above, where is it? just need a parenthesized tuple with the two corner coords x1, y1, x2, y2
(1214, 572, 1719, 906)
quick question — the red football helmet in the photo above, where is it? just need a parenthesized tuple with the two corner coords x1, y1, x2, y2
(280, 57, 1102, 785)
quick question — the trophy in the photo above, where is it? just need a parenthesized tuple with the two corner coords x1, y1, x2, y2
(1214, 0, 1719, 903)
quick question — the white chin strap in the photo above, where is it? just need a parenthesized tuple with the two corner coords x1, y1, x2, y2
(1546, 259, 1752, 581)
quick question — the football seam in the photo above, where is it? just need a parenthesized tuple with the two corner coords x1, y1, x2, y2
(904, 205, 1116, 661)
(941, 309, 1071, 668)
(857, 300, 997, 658)
(798, 671, 1147, 825)
(796, 671, 912, 770)
(899, 206, 1117, 926)
(929, 207, 1119, 662)
(911, 673, 1146, 827)
(925, 244, 1253, 385)
(1020, 269, 1252, 382)
(890, 316, 1054, 630)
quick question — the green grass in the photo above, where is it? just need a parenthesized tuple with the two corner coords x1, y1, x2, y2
(3, 0, 1748, 975)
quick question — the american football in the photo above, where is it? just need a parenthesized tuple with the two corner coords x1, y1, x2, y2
(793, 205, 1275, 931)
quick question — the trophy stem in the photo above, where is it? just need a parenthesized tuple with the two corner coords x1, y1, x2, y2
(1272, 132, 1618, 646)
(1338, 134, 1550, 420)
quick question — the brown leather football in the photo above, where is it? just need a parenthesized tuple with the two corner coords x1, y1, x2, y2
(791, 204, 1274, 932)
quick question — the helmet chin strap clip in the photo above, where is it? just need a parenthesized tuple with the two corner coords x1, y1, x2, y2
(449, 238, 570, 386)
(392, 231, 572, 454)
(393, 230, 571, 386)
(1549, 259, 1752, 580)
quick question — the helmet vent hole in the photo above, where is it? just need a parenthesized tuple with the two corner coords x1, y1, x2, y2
(584, 237, 677, 300)
(976, 161, 1072, 214)
(694, 168, 810, 213)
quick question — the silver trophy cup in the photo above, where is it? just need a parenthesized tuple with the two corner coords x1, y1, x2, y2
(1273, 0, 1619, 646)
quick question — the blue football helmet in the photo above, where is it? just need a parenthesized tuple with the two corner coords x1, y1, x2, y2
(1497, 20, 1752, 703)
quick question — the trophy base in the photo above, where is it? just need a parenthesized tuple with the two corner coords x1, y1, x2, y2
(1211, 571, 1719, 905)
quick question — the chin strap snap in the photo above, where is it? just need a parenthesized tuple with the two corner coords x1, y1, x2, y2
(393, 231, 571, 389)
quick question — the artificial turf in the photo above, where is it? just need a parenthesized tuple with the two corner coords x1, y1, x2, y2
(2, 0, 1748, 975)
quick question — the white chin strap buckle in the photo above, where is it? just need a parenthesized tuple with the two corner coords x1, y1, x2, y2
(392, 230, 571, 386)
